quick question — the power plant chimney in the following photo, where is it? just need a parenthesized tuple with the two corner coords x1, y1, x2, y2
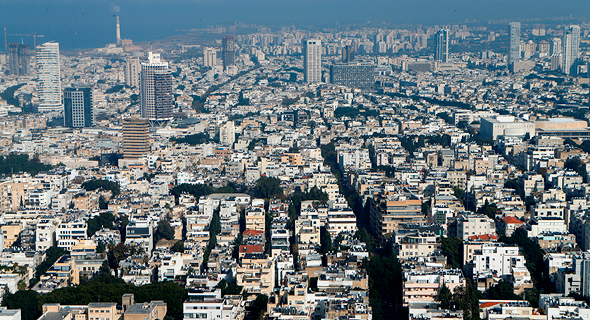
(116, 15, 121, 45)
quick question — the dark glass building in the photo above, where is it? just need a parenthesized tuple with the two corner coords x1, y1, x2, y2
(63, 87, 94, 128)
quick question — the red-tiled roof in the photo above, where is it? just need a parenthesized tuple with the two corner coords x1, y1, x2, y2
(480, 302, 502, 309)
(239, 245, 264, 254)
(503, 216, 524, 224)
(468, 234, 499, 240)
(243, 229, 264, 236)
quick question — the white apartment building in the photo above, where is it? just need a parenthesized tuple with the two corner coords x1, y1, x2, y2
(56, 220, 88, 251)
(36, 42, 62, 112)
(456, 214, 496, 240)
(473, 244, 526, 278)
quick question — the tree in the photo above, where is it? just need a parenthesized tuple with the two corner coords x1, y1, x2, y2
(34, 247, 68, 282)
(98, 195, 108, 210)
(171, 241, 184, 253)
(438, 283, 453, 309)
(254, 177, 284, 199)
(251, 294, 268, 319)
(81, 179, 120, 197)
(486, 279, 520, 300)
(440, 237, 463, 268)
(154, 218, 175, 244)
(107, 242, 130, 270)
(1, 290, 41, 320)
(320, 226, 333, 254)
(87, 212, 115, 237)
(451, 284, 482, 320)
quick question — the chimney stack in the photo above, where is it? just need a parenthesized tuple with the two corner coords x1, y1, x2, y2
(116, 16, 121, 45)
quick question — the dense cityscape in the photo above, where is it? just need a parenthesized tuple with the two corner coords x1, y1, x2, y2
(0, 7, 589, 320)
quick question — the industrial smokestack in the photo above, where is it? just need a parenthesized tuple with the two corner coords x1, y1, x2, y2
(116, 16, 121, 45)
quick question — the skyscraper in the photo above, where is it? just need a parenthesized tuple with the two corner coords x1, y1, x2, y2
(125, 57, 141, 88)
(303, 39, 322, 83)
(222, 36, 235, 70)
(140, 52, 173, 124)
(122, 118, 150, 159)
(8, 43, 32, 76)
(63, 87, 94, 128)
(562, 25, 580, 75)
(508, 22, 521, 65)
(434, 29, 449, 63)
(342, 45, 354, 63)
(36, 42, 62, 112)
(203, 48, 217, 68)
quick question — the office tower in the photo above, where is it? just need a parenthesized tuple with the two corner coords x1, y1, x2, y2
(8, 43, 32, 75)
(140, 52, 173, 124)
(203, 48, 217, 68)
(342, 45, 353, 63)
(115, 16, 121, 45)
(219, 121, 235, 146)
(222, 36, 235, 70)
(434, 29, 449, 63)
(122, 118, 150, 159)
(562, 25, 581, 75)
(63, 87, 94, 128)
(303, 39, 322, 83)
(508, 22, 521, 65)
(330, 63, 376, 90)
(36, 42, 62, 112)
(125, 57, 141, 88)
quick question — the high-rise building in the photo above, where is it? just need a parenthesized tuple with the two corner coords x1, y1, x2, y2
(303, 39, 322, 83)
(222, 36, 235, 70)
(508, 22, 521, 65)
(63, 87, 94, 128)
(342, 45, 354, 63)
(140, 52, 173, 124)
(122, 118, 150, 159)
(551, 38, 562, 56)
(219, 121, 235, 146)
(434, 29, 449, 63)
(330, 63, 376, 90)
(125, 57, 141, 88)
(36, 42, 62, 112)
(8, 43, 32, 76)
(562, 25, 581, 75)
(203, 48, 217, 68)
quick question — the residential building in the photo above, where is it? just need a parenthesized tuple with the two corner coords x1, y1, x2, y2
(36, 42, 62, 112)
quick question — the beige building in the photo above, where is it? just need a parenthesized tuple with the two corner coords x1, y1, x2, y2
(236, 253, 275, 297)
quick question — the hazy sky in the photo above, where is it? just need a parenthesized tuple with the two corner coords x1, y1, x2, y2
(0, 0, 588, 50)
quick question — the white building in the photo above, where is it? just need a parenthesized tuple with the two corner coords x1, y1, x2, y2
(456, 214, 496, 240)
(480, 116, 535, 140)
(56, 220, 88, 251)
(562, 25, 580, 75)
(36, 42, 62, 112)
(0, 307, 21, 320)
(473, 244, 526, 278)
(125, 57, 141, 88)
(203, 48, 217, 68)
(219, 121, 235, 146)
(183, 289, 244, 320)
(303, 39, 322, 83)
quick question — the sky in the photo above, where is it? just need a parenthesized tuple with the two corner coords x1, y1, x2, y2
(0, 0, 588, 50)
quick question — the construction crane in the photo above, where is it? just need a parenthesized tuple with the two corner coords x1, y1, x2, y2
(4, 28, 45, 51)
